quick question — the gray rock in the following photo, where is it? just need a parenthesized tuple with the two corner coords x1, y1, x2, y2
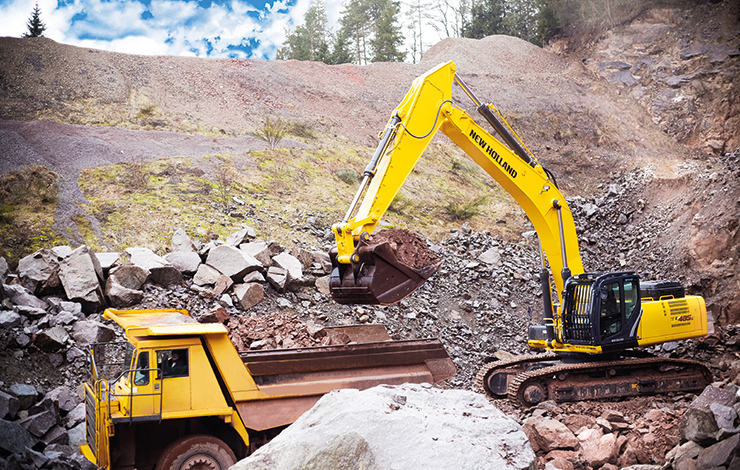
(58, 301, 83, 318)
(105, 277, 144, 307)
(242, 271, 266, 283)
(18, 248, 61, 295)
(681, 385, 736, 445)
(125, 247, 168, 271)
(93, 252, 121, 271)
(233, 283, 264, 310)
(71, 320, 115, 346)
(273, 252, 303, 282)
(696, 433, 740, 468)
(0, 390, 20, 419)
(315, 275, 331, 295)
(193, 264, 222, 286)
(312, 251, 332, 273)
(51, 245, 73, 259)
(478, 247, 501, 266)
(45, 386, 80, 413)
(9, 384, 37, 410)
(171, 228, 197, 252)
(233, 384, 535, 470)
(34, 326, 70, 352)
(3, 284, 49, 310)
(240, 241, 272, 267)
(266, 266, 290, 293)
(58, 246, 106, 313)
(41, 424, 69, 446)
(164, 251, 202, 274)
(18, 409, 57, 437)
(125, 247, 182, 286)
(68, 421, 86, 449)
(225, 226, 257, 246)
(0, 310, 21, 328)
(0, 418, 36, 454)
(148, 265, 183, 286)
(710, 402, 738, 433)
(206, 245, 261, 281)
(0, 256, 9, 282)
(109, 264, 148, 290)
(65, 402, 85, 428)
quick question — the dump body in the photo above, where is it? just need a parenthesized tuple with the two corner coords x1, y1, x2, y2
(81, 309, 455, 470)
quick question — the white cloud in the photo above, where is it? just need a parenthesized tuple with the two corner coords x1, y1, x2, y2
(0, 0, 318, 59)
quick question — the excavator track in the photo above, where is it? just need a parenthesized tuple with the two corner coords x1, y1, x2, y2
(474, 352, 559, 397)
(507, 356, 712, 407)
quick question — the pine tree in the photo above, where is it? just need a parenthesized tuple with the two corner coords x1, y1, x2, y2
(276, 1, 330, 61)
(24, 3, 47, 38)
(370, 0, 406, 62)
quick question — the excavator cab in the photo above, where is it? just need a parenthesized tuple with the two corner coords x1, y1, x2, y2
(559, 272, 642, 351)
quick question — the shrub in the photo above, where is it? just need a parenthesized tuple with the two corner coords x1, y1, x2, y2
(336, 169, 358, 185)
(255, 116, 287, 149)
(444, 196, 488, 220)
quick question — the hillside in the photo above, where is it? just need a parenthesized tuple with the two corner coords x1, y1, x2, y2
(0, 1, 739, 468)
(1, 1, 738, 324)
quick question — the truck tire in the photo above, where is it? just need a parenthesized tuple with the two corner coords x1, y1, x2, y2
(156, 435, 237, 470)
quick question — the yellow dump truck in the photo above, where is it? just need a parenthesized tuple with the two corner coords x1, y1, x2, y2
(80, 308, 455, 470)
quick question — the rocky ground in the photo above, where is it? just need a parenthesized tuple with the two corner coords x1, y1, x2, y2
(0, 1, 739, 469)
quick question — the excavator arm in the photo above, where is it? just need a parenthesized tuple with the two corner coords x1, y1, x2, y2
(331, 61, 583, 307)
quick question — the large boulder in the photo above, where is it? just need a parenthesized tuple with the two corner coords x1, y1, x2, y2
(0, 419, 36, 454)
(164, 251, 202, 274)
(206, 245, 261, 282)
(232, 384, 536, 470)
(225, 226, 257, 247)
(125, 247, 182, 286)
(71, 320, 115, 346)
(193, 264, 222, 286)
(17, 248, 62, 295)
(240, 241, 272, 267)
(233, 283, 264, 310)
(681, 385, 736, 445)
(3, 284, 49, 311)
(33, 326, 70, 352)
(272, 252, 303, 282)
(523, 417, 579, 453)
(58, 246, 106, 313)
(171, 228, 198, 252)
(105, 264, 148, 307)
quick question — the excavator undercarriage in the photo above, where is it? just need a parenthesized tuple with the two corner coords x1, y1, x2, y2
(475, 353, 712, 407)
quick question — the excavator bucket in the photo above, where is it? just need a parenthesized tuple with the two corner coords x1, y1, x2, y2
(329, 230, 442, 305)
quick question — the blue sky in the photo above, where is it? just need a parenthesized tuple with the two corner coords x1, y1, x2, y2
(0, 0, 346, 59)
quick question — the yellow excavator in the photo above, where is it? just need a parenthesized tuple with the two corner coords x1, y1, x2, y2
(329, 61, 711, 407)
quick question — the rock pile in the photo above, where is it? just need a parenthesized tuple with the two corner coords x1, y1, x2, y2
(665, 383, 740, 470)
(0, 383, 93, 469)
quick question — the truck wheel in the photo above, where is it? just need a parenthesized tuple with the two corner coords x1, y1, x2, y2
(156, 435, 237, 470)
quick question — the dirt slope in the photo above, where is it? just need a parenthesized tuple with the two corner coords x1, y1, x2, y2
(0, 2, 738, 323)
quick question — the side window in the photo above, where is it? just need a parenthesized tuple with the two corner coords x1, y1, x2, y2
(157, 349, 189, 378)
(624, 279, 638, 320)
(134, 351, 150, 386)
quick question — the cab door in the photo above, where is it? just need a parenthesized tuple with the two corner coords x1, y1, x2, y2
(596, 275, 641, 351)
(154, 348, 192, 414)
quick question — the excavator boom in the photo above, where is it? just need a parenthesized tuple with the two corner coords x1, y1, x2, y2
(331, 61, 583, 306)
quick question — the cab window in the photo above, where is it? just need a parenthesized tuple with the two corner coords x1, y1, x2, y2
(157, 349, 189, 378)
(624, 279, 639, 320)
(600, 282, 622, 336)
(133, 351, 149, 386)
